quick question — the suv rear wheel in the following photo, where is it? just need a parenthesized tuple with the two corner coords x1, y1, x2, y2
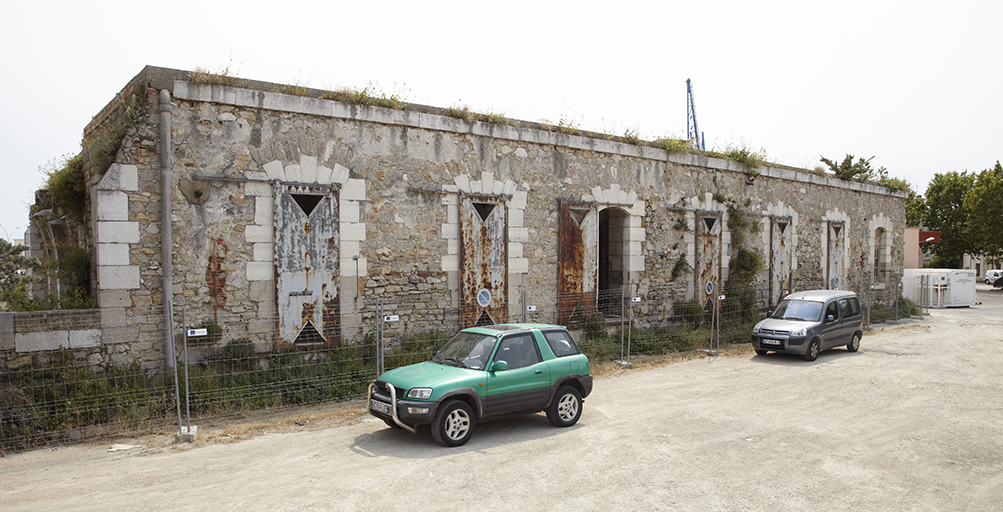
(432, 400, 475, 447)
(546, 386, 583, 427)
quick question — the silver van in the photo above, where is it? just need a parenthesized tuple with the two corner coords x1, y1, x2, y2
(751, 290, 863, 361)
(984, 270, 1003, 285)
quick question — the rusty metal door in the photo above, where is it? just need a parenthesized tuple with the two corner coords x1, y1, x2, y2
(274, 184, 340, 346)
(460, 195, 508, 328)
(770, 216, 793, 305)
(558, 201, 598, 325)
(827, 221, 845, 289)
(697, 212, 722, 309)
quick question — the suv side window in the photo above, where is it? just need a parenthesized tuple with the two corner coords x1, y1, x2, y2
(543, 329, 581, 357)
(495, 334, 541, 370)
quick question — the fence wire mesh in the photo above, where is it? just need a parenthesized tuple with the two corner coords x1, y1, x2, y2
(2, 283, 766, 453)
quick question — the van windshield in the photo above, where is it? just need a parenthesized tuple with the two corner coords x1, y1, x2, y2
(771, 299, 823, 322)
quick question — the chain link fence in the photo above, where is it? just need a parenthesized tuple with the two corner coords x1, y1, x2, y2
(2, 283, 765, 453)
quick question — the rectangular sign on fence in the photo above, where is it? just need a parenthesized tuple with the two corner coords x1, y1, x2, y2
(384, 315, 400, 322)
(187, 328, 208, 337)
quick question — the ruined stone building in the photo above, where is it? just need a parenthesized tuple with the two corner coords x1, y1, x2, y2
(19, 66, 906, 368)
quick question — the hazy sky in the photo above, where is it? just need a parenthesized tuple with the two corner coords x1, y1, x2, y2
(1, 0, 1000, 243)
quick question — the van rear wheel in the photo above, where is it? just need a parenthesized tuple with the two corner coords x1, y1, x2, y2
(846, 333, 860, 352)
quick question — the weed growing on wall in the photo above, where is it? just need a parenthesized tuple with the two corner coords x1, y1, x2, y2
(322, 86, 406, 110)
(658, 138, 693, 154)
(622, 128, 642, 145)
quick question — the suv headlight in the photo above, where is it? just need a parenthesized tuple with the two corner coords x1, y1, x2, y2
(791, 327, 807, 337)
(407, 388, 432, 399)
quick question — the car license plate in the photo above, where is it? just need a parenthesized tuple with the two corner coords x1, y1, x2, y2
(370, 399, 391, 414)
(762, 339, 781, 346)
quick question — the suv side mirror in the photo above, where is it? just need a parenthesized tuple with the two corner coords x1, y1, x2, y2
(489, 360, 508, 372)
(826, 314, 835, 323)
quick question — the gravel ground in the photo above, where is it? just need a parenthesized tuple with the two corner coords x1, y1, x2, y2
(2, 285, 1002, 511)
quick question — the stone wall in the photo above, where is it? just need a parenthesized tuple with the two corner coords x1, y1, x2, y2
(66, 66, 905, 368)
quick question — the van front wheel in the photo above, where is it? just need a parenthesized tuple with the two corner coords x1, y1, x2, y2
(804, 338, 821, 361)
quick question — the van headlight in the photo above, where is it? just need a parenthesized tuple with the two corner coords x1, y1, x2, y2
(407, 388, 432, 399)
(791, 327, 807, 337)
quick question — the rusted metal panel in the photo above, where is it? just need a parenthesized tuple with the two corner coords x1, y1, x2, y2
(274, 184, 341, 346)
(827, 222, 845, 289)
(696, 211, 722, 308)
(770, 217, 793, 305)
(459, 195, 508, 328)
(205, 237, 229, 319)
(558, 201, 598, 325)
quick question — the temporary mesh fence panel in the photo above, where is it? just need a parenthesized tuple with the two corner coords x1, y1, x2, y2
(1, 285, 768, 453)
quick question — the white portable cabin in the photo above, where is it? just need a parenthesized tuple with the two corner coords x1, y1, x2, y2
(901, 269, 977, 308)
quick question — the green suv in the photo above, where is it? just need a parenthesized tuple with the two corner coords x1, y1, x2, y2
(368, 323, 593, 447)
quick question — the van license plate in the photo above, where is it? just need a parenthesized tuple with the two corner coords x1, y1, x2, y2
(762, 339, 781, 346)
(370, 399, 391, 414)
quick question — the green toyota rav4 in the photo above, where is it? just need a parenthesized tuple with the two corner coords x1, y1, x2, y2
(368, 323, 593, 447)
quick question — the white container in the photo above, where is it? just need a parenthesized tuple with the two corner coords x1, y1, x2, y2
(902, 269, 976, 308)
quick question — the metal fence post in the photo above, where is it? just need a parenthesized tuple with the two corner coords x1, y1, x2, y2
(171, 304, 183, 437)
(376, 297, 384, 377)
(626, 283, 633, 365)
(182, 307, 192, 438)
(894, 278, 900, 322)
(521, 290, 527, 323)
(866, 276, 872, 330)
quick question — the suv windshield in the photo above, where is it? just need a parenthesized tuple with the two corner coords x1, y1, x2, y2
(771, 299, 823, 322)
(431, 332, 497, 370)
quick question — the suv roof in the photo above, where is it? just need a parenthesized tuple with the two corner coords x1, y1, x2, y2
(462, 323, 562, 335)
(783, 289, 858, 302)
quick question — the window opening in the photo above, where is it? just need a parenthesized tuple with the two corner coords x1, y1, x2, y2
(703, 216, 718, 231)
(777, 221, 788, 234)
(570, 208, 590, 227)
(472, 202, 496, 222)
(291, 193, 323, 217)
(475, 311, 494, 326)
(294, 321, 325, 344)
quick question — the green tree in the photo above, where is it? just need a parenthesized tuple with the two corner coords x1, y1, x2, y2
(923, 171, 976, 268)
(904, 190, 926, 228)
(0, 238, 41, 308)
(964, 161, 1003, 266)
(43, 154, 86, 220)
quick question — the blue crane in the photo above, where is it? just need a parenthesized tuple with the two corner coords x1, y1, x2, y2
(686, 79, 705, 151)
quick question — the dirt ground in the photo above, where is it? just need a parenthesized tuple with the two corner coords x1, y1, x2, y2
(2, 286, 1002, 511)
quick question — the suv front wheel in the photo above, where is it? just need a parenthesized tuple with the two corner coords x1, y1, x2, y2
(432, 400, 475, 447)
(546, 386, 583, 427)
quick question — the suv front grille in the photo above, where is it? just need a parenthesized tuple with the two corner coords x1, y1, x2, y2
(374, 380, 406, 400)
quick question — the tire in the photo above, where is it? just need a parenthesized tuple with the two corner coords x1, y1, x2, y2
(546, 386, 583, 427)
(804, 338, 821, 362)
(431, 400, 475, 447)
(846, 332, 861, 352)
(754, 348, 769, 356)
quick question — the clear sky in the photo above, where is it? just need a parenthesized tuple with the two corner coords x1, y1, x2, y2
(1, 0, 1000, 244)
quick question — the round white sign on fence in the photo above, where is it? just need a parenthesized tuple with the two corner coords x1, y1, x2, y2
(705, 281, 715, 295)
